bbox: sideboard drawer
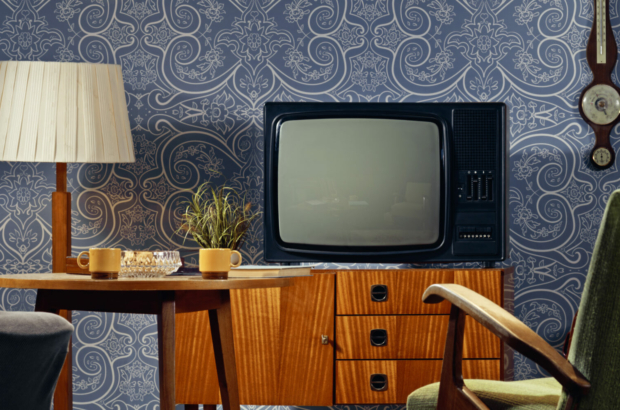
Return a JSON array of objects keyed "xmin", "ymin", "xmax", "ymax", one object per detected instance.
[
  {"xmin": 335, "ymin": 359, "xmax": 501, "ymax": 404},
  {"xmin": 336, "ymin": 360, "xmax": 400, "ymax": 404},
  {"xmin": 336, "ymin": 316, "xmax": 445, "ymax": 359},
  {"xmin": 337, "ymin": 270, "xmax": 453, "ymax": 315},
  {"xmin": 336, "ymin": 316, "xmax": 500, "ymax": 359}
]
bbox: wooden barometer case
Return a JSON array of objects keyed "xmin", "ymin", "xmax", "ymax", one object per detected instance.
[{"xmin": 579, "ymin": 0, "xmax": 620, "ymax": 169}]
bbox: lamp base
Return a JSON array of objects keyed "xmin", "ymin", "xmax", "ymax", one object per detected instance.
[{"xmin": 66, "ymin": 257, "xmax": 91, "ymax": 275}]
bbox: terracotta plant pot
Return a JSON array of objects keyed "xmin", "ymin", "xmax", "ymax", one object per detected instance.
[{"xmin": 199, "ymin": 248, "xmax": 242, "ymax": 279}]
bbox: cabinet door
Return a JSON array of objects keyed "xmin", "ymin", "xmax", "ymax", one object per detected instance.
[
  {"xmin": 277, "ymin": 273, "xmax": 335, "ymax": 404},
  {"xmin": 175, "ymin": 273, "xmax": 335, "ymax": 406}
]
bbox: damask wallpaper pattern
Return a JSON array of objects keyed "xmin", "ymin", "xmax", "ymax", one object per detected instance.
[{"xmin": 0, "ymin": 0, "xmax": 612, "ymax": 408}]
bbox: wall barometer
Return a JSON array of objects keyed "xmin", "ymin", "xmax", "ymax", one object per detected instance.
[{"xmin": 579, "ymin": 0, "xmax": 620, "ymax": 169}]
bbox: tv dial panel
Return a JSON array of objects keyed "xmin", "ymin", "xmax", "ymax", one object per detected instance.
[
  {"xmin": 452, "ymin": 109, "xmax": 501, "ymax": 252},
  {"xmin": 458, "ymin": 170, "xmax": 494, "ymax": 202}
]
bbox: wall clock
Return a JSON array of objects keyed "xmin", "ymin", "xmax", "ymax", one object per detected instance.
[{"xmin": 579, "ymin": 0, "xmax": 620, "ymax": 169}]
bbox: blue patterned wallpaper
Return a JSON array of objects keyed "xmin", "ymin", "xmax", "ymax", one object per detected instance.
[{"xmin": 0, "ymin": 0, "xmax": 612, "ymax": 407}]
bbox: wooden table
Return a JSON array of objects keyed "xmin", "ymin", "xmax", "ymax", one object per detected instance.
[{"xmin": 0, "ymin": 273, "xmax": 292, "ymax": 410}]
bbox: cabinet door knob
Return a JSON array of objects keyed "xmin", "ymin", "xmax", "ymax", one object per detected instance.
[
  {"xmin": 371, "ymin": 284, "xmax": 388, "ymax": 302},
  {"xmin": 321, "ymin": 335, "xmax": 329, "ymax": 345}
]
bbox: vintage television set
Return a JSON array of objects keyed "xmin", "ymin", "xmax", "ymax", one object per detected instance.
[{"xmin": 263, "ymin": 102, "xmax": 508, "ymax": 264}]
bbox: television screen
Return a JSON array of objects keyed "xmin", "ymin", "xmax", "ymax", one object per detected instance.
[{"xmin": 277, "ymin": 118, "xmax": 441, "ymax": 247}]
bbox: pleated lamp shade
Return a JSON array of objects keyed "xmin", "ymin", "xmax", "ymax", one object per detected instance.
[{"xmin": 0, "ymin": 61, "xmax": 135, "ymax": 163}]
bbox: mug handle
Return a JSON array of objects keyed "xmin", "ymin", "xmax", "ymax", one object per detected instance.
[
  {"xmin": 230, "ymin": 250, "xmax": 242, "ymax": 268},
  {"xmin": 77, "ymin": 251, "xmax": 90, "ymax": 269}
]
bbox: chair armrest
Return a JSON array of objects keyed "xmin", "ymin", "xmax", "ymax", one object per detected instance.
[{"xmin": 423, "ymin": 284, "xmax": 590, "ymax": 396}]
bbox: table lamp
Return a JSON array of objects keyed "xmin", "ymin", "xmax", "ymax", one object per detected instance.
[{"xmin": 0, "ymin": 61, "xmax": 135, "ymax": 274}]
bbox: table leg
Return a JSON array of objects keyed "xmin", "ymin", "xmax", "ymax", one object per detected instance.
[
  {"xmin": 209, "ymin": 290, "xmax": 240, "ymax": 410},
  {"xmin": 35, "ymin": 290, "xmax": 73, "ymax": 410},
  {"xmin": 157, "ymin": 291, "xmax": 176, "ymax": 410}
]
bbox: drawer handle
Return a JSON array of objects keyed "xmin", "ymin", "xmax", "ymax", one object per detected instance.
[
  {"xmin": 370, "ymin": 284, "xmax": 388, "ymax": 302},
  {"xmin": 370, "ymin": 329, "xmax": 387, "ymax": 346},
  {"xmin": 370, "ymin": 373, "xmax": 388, "ymax": 391}
]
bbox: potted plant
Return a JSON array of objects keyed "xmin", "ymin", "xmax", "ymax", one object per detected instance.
[{"xmin": 178, "ymin": 181, "xmax": 260, "ymax": 279}]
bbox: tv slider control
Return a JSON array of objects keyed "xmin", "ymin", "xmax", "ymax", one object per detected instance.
[{"xmin": 462, "ymin": 171, "xmax": 493, "ymax": 202}]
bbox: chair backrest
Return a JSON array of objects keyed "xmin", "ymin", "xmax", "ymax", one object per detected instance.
[
  {"xmin": 556, "ymin": 190, "xmax": 620, "ymax": 409},
  {"xmin": 0, "ymin": 311, "xmax": 73, "ymax": 410}
]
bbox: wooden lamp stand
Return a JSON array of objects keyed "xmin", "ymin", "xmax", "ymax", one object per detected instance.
[
  {"xmin": 52, "ymin": 163, "xmax": 72, "ymax": 273},
  {"xmin": 52, "ymin": 163, "xmax": 90, "ymax": 274}
]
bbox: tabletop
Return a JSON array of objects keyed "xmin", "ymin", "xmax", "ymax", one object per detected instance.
[{"xmin": 0, "ymin": 273, "xmax": 292, "ymax": 291}]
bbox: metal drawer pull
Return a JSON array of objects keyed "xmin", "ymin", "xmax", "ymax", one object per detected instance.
[
  {"xmin": 370, "ymin": 284, "xmax": 388, "ymax": 302},
  {"xmin": 321, "ymin": 335, "xmax": 329, "ymax": 345},
  {"xmin": 370, "ymin": 329, "xmax": 388, "ymax": 346},
  {"xmin": 370, "ymin": 373, "xmax": 388, "ymax": 391}
]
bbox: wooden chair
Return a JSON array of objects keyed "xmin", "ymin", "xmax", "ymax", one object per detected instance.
[{"xmin": 407, "ymin": 190, "xmax": 620, "ymax": 410}]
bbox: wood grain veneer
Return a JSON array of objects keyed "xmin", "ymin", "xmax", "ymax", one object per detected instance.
[
  {"xmin": 337, "ymin": 270, "xmax": 454, "ymax": 315},
  {"xmin": 175, "ymin": 269, "xmax": 507, "ymax": 406},
  {"xmin": 454, "ymin": 270, "xmax": 504, "ymax": 360},
  {"xmin": 336, "ymin": 360, "xmax": 399, "ymax": 404},
  {"xmin": 337, "ymin": 269, "xmax": 505, "ymax": 315},
  {"xmin": 454, "ymin": 270, "xmax": 503, "ymax": 305},
  {"xmin": 231, "ymin": 287, "xmax": 280, "ymax": 404},
  {"xmin": 337, "ymin": 316, "xmax": 400, "ymax": 359},
  {"xmin": 0, "ymin": 273, "xmax": 291, "ymax": 291},
  {"xmin": 175, "ymin": 310, "xmax": 221, "ymax": 404},
  {"xmin": 176, "ymin": 273, "xmax": 335, "ymax": 406},
  {"xmin": 335, "ymin": 359, "xmax": 501, "ymax": 404},
  {"xmin": 336, "ymin": 316, "xmax": 499, "ymax": 359},
  {"xmin": 175, "ymin": 288, "xmax": 282, "ymax": 405},
  {"xmin": 462, "ymin": 359, "xmax": 501, "ymax": 380},
  {"xmin": 463, "ymin": 316, "xmax": 500, "ymax": 359},
  {"xmin": 277, "ymin": 273, "xmax": 334, "ymax": 405}
]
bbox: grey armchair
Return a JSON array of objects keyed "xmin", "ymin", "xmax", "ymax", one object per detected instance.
[
  {"xmin": 0, "ymin": 311, "xmax": 73, "ymax": 410},
  {"xmin": 406, "ymin": 190, "xmax": 620, "ymax": 409}
]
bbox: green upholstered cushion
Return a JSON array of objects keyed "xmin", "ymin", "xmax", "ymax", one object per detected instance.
[
  {"xmin": 556, "ymin": 190, "xmax": 620, "ymax": 410},
  {"xmin": 407, "ymin": 377, "xmax": 562, "ymax": 410}
]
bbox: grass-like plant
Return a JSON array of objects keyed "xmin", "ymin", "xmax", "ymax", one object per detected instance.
[{"xmin": 177, "ymin": 181, "xmax": 260, "ymax": 250}]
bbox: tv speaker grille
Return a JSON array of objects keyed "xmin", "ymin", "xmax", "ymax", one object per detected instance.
[{"xmin": 453, "ymin": 110, "xmax": 498, "ymax": 170}]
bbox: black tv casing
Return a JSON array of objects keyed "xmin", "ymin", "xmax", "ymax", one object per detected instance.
[{"xmin": 264, "ymin": 102, "xmax": 508, "ymax": 263}]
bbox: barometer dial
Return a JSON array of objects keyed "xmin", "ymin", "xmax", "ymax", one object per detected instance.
[
  {"xmin": 582, "ymin": 84, "xmax": 620, "ymax": 125},
  {"xmin": 592, "ymin": 147, "xmax": 613, "ymax": 167}
]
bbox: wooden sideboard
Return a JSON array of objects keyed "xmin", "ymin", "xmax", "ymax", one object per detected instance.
[{"xmin": 176, "ymin": 268, "xmax": 509, "ymax": 406}]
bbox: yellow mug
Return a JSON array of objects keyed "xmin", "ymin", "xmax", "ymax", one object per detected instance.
[
  {"xmin": 199, "ymin": 248, "xmax": 242, "ymax": 279},
  {"xmin": 77, "ymin": 248, "xmax": 122, "ymax": 280}
]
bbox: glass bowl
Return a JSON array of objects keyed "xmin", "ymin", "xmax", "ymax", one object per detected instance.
[{"xmin": 120, "ymin": 251, "xmax": 182, "ymax": 278}]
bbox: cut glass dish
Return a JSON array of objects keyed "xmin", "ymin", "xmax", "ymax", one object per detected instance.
[{"xmin": 120, "ymin": 251, "xmax": 182, "ymax": 278}]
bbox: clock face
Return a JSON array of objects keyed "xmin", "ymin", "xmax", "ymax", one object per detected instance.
[
  {"xmin": 592, "ymin": 147, "xmax": 612, "ymax": 167},
  {"xmin": 582, "ymin": 84, "xmax": 620, "ymax": 125}
]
